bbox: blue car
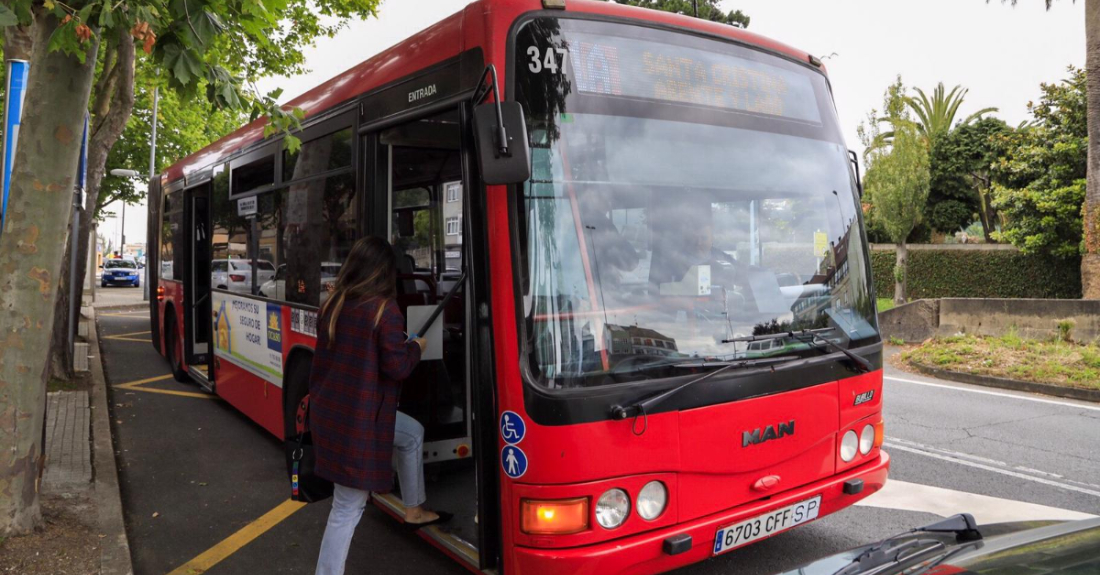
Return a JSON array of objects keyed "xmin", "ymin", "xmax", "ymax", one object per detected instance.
[{"xmin": 102, "ymin": 259, "xmax": 140, "ymax": 287}]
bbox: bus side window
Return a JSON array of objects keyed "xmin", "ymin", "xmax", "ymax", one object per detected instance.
[{"xmin": 279, "ymin": 128, "xmax": 357, "ymax": 307}]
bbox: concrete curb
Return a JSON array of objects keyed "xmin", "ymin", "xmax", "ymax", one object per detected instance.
[
  {"xmin": 88, "ymin": 308, "xmax": 135, "ymax": 575},
  {"xmin": 910, "ymin": 361, "xmax": 1100, "ymax": 404}
]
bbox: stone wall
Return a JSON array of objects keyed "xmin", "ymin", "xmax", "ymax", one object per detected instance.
[{"xmin": 879, "ymin": 298, "xmax": 1100, "ymax": 343}]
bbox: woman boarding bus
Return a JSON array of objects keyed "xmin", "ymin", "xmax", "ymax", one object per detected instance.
[{"xmin": 147, "ymin": 1, "xmax": 888, "ymax": 573}]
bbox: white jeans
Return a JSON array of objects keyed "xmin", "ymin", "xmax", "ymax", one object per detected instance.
[{"xmin": 315, "ymin": 411, "xmax": 426, "ymax": 575}]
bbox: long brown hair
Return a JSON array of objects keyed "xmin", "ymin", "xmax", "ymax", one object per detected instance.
[{"xmin": 320, "ymin": 236, "xmax": 398, "ymax": 344}]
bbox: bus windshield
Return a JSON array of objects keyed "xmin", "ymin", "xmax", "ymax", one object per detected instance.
[{"xmin": 515, "ymin": 17, "xmax": 879, "ymax": 390}]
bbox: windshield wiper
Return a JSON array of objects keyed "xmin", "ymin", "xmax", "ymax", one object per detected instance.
[
  {"xmin": 609, "ymin": 355, "xmax": 797, "ymax": 420},
  {"xmin": 835, "ymin": 539, "xmax": 947, "ymax": 575},
  {"xmin": 723, "ymin": 327, "xmax": 873, "ymax": 374},
  {"xmin": 833, "ymin": 514, "xmax": 982, "ymax": 575}
]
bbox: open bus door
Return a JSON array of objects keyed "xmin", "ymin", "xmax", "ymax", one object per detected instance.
[
  {"xmin": 360, "ymin": 102, "xmax": 501, "ymax": 571},
  {"xmin": 183, "ymin": 181, "xmax": 213, "ymax": 387}
]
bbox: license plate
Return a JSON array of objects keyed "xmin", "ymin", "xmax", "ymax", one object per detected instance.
[{"xmin": 713, "ymin": 495, "xmax": 821, "ymax": 555}]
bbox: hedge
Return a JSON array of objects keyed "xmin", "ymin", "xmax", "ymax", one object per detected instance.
[{"xmin": 871, "ymin": 248, "xmax": 1082, "ymax": 300}]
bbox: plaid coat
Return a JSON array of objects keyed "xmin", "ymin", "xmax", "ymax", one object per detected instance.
[{"xmin": 309, "ymin": 297, "xmax": 421, "ymax": 492}]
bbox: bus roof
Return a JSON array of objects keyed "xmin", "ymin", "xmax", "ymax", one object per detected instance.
[{"xmin": 163, "ymin": 0, "xmax": 817, "ymax": 184}]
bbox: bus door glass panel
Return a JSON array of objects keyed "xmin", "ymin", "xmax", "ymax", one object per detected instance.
[
  {"xmin": 160, "ymin": 190, "xmax": 182, "ymax": 282},
  {"xmin": 381, "ymin": 110, "xmax": 468, "ymax": 445},
  {"xmin": 211, "ymin": 166, "xmax": 252, "ymax": 293},
  {"xmin": 189, "ymin": 185, "xmax": 211, "ymax": 359}
]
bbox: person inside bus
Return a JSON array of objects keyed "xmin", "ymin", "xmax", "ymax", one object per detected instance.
[
  {"xmin": 309, "ymin": 236, "xmax": 450, "ymax": 575},
  {"xmin": 650, "ymin": 205, "xmax": 740, "ymax": 288},
  {"xmin": 579, "ymin": 192, "xmax": 640, "ymax": 289}
]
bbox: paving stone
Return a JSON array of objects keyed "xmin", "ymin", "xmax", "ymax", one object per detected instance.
[{"xmin": 43, "ymin": 390, "xmax": 92, "ymax": 493}]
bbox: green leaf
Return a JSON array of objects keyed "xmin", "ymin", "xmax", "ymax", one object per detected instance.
[
  {"xmin": 187, "ymin": 8, "xmax": 225, "ymax": 48},
  {"xmin": 284, "ymin": 134, "xmax": 301, "ymax": 154},
  {"xmin": 0, "ymin": 4, "xmax": 19, "ymax": 26},
  {"xmin": 98, "ymin": 6, "xmax": 114, "ymax": 28},
  {"xmin": 77, "ymin": 2, "xmax": 94, "ymax": 23},
  {"xmin": 160, "ymin": 43, "xmax": 203, "ymax": 86}
]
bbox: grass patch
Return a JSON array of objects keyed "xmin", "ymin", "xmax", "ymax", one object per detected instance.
[
  {"xmin": 46, "ymin": 373, "xmax": 91, "ymax": 393},
  {"xmin": 901, "ymin": 335, "xmax": 1100, "ymax": 390},
  {"xmin": 47, "ymin": 378, "xmax": 81, "ymax": 392},
  {"xmin": 877, "ymin": 298, "xmax": 897, "ymax": 313}
]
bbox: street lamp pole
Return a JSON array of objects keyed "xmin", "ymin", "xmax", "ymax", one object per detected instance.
[{"xmin": 145, "ymin": 87, "xmax": 158, "ymax": 302}]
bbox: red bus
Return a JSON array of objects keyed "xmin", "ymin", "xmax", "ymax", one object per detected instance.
[{"xmin": 148, "ymin": 1, "xmax": 889, "ymax": 572}]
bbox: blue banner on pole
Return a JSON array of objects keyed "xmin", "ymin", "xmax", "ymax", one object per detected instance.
[
  {"xmin": 1, "ymin": 59, "xmax": 30, "ymax": 229},
  {"xmin": 77, "ymin": 114, "xmax": 89, "ymax": 207}
]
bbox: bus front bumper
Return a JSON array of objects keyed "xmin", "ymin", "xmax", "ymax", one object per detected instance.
[{"xmin": 512, "ymin": 450, "xmax": 890, "ymax": 575}]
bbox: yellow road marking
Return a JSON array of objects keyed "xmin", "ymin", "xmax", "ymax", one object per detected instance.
[
  {"xmin": 114, "ymin": 374, "xmax": 174, "ymax": 387},
  {"xmin": 119, "ymin": 386, "xmax": 215, "ymax": 400},
  {"xmin": 106, "ymin": 336, "xmax": 153, "ymax": 343},
  {"xmin": 106, "ymin": 330, "xmax": 152, "ymax": 338},
  {"xmin": 115, "ymin": 374, "xmax": 218, "ymax": 400},
  {"xmin": 166, "ymin": 499, "xmax": 306, "ymax": 575}
]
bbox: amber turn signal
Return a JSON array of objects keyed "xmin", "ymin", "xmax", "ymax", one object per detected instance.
[
  {"xmin": 156, "ymin": 286, "xmax": 165, "ymax": 301},
  {"xmin": 520, "ymin": 497, "xmax": 589, "ymax": 535},
  {"xmin": 873, "ymin": 420, "xmax": 885, "ymax": 449}
]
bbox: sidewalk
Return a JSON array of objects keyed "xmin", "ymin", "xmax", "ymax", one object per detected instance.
[
  {"xmin": 37, "ymin": 307, "xmax": 134, "ymax": 575},
  {"xmin": 42, "ymin": 391, "xmax": 92, "ymax": 494}
]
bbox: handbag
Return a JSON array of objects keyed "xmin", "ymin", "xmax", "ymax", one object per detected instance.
[{"xmin": 285, "ymin": 394, "xmax": 334, "ymax": 503}]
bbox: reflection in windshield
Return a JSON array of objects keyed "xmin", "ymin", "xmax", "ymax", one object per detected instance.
[{"xmin": 516, "ymin": 18, "xmax": 879, "ymax": 389}]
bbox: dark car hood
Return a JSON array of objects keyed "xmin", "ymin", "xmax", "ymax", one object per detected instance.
[{"xmin": 776, "ymin": 518, "xmax": 1100, "ymax": 575}]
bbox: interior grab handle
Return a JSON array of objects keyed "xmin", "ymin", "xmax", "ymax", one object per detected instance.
[{"xmin": 413, "ymin": 273, "xmax": 467, "ymax": 337}]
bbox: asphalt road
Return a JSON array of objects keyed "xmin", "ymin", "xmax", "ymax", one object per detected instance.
[{"xmin": 98, "ymin": 310, "xmax": 1100, "ymax": 575}]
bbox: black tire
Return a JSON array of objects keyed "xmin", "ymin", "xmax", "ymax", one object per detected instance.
[
  {"xmin": 164, "ymin": 313, "xmax": 191, "ymax": 383},
  {"xmin": 283, "ymin": 353, "xmax": 313, "ymax": 439}
]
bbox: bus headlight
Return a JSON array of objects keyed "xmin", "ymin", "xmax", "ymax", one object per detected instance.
[
  {"xmin": 859, "ymin": 424, "xmax": 875, "ymax": 455},
  {"xmin": 595, "ymin": 488, "xmax": 630, "ymax": 529},
  {"xmin": 840, "ymin": 430, "xmax": 859, "ymax": 462},
  {"xmin": 636, "ymin": 481, "xmax": 667, "ymax": 521}
]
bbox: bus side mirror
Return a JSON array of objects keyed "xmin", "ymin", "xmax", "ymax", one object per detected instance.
[
  {"xmin": 848, "ymin": 150, "xmax": 863, "ymax": 198},
  {"xmin": 473, "ymin": 101, "xmax": 531, "ymax": 185}
]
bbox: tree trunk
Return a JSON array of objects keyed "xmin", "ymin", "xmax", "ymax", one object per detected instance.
[
  {"xmin": 1083, "ymin": 0, "xmax": 1100, "ymax": 298},
  {"xmin": 46, "ymin": 30, "xmax": 136, "ymax": 381},
  {"xmin": 0, "ymin": 15, "xmax": 98, "ymax": 536},
  {"xmin": 3, "ymin": 20, "xmax": 34, "ymax": 61},
  {"xmin": 894, "ymin": 242, "xmax": 907, "ymax": 305}
]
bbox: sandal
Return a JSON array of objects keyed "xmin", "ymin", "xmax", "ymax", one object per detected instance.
[{"xmin": 405, "ymin": 510, "xmax": 453, "ymax": 529}]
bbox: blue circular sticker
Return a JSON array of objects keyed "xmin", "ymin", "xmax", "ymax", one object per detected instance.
[
  {"xmin": 501, "ymin": 444, "xmax": 528, "ymax": 479},
  {"xmin": 500, "ymin": 410, "xmax": 526, "ymax": 445}
]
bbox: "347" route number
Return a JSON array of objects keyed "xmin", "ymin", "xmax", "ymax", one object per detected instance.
[{"xmin": 527, "ymin": 46, "xmax": 569, "ymax": 74}]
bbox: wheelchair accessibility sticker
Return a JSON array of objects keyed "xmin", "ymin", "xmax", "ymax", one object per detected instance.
[
  {"xmin": 502, "ymin": 445, "xmax": 528, "ymax": 479},
  {"xmin": 500, "ymin": 410, "xmax": 526, "ymax": 445}
]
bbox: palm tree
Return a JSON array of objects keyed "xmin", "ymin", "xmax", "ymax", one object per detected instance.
[
  {"xmin": 867, "ymin": 82, "xmax": 996, "ymax": 153},
  {"xmin": 905, "ymin": 83, "xmax": 998, "ymax": 144},
  {"xmin": 996, "ymin": 0, "xmax": 1097, "ymax": 298}
]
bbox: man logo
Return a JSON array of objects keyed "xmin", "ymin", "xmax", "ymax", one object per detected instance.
[{"xmin": 743, "ymin": 420, "xmax": 795, "ymax": 447}]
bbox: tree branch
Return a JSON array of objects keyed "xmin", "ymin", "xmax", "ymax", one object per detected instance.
[{"xmin": 91, "ymin": 38, "xmax": 120, "ymax": 132}]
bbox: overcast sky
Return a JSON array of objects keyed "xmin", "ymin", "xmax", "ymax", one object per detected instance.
[{"xmin": 112, "ymin": 0, "xmax": 1085, "ymax": 246}]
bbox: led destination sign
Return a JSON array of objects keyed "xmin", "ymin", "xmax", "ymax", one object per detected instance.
[{"xmin": 564, "ymin": 32, "xmax": 822, "ymax": 124}]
